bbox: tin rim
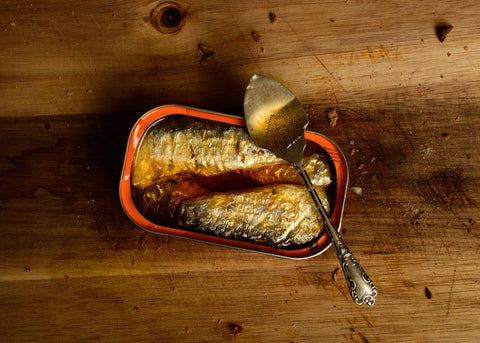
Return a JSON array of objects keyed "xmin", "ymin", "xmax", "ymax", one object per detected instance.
[{"xmin": 119, "ymin": 105, "xmax": 349, "ymax": 259}]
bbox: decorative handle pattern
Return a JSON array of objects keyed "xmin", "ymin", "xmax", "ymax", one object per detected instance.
[
  {"xmin": 332, "ymin": 234, "xmax": 377, "ymax": 305},
  {"xmin": 294, "ymin": 163, "xmax": 377, "ymax": 305}
]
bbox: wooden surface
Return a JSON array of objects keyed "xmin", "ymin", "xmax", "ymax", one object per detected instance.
[{"xmin": 1, "ymin": 0, "xmax": 480, "ymax": 342}]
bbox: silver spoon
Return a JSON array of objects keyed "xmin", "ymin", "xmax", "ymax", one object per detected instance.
[{"xmin": 244, "ymin": 74, "xmax": 377, "ymax": 305}]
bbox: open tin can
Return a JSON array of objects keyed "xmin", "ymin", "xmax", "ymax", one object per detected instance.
[{"xmin": 119, "ymin": 105, "xmax": 348, "ymax": 259}]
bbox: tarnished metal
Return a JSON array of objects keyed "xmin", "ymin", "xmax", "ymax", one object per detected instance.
[{"xmin": 244, "ymin": 74, "xmax": 377, "ymax": 305}]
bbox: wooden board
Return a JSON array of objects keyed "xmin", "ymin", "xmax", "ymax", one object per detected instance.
[
  {"xmin": 0, "ymin": 0, "xmax": 479, "ymax": 117},
  {"xmin": 1, "ymin": 0, "xmax": 480, "ymax": 342}
]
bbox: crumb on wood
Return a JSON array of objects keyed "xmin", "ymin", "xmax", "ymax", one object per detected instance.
[
  {"xmin": 435, "ymin": 24, "xmax": 453, "ymax": 43},
  {"xmin": 228, "ymin": 323, "xmax": 243, "ymax": 336},
  {"xmin": 441, "ymin": 133, "xmax": 450, "ymax": 140},
  {"xmin": 358, "ymin": 163, "xmax": 365, "ymax": 170},
  {"xmin": 350, "ymin": 186, "xmax": 362, "ymax": 195},
  {"xmin": 185, "ymin": 326, "xmax": 190, "ymax": 333},
  {"xmin": 332, "ymin": 267, "xmax": 339, "ymax": 281},
  {"xmin": 269, "ymin": 12, "xmax": 277, "ymax": 24},
  {"xmin": 24, "ymin": 265, "xmax": 31, "ymax": 272},
  {"xmin": 198, "ymin": 43, "xmax": 216, "ymax": 65},
  {"xmin": 251, "ymin": 31, "xmax": 261, "ymax": 42},
  {"xmin": 198, "ymin": 43, "xmax": 216, "ymax": 58},
  {"xmin": 9, "ymin": 20, "xmax": 16, "ymax": 27},
  {"xmin": 425, "ymin": 286, "xmax": 432, "ymax": 299},
  {"xmin": 326, "ymin": 108, "xmax": 338, "ymax": 127}
]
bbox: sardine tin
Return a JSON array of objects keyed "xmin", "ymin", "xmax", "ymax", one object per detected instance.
[{"xmin": 119, "ymin": 105, "xmax": 349, "ymax": 259}]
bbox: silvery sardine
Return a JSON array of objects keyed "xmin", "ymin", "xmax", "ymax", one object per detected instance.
[
  {"xmin": 132, "ymin": 119, "xmax": 331, "ymax": 189},
  {"xmin": 179, "ymin": 184, "xmax": 330, "ymax": 248}
]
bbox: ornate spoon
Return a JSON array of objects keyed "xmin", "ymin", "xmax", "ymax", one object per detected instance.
[{"xmin": 244, "ymin": 74, "xmax": 377, "ymax": 305}]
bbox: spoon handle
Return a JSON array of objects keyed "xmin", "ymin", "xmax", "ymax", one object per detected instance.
[{"xmin": 294, "ymin": 163, "xmax": 377, "ymax": 305}]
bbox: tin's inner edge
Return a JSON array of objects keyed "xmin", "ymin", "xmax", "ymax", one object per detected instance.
[{"xmin": 127, "ymin": 113, "xmax": 340, "ymax": 252}]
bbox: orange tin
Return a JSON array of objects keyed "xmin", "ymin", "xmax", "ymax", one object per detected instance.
[{"xmin": 119, "ymin": 105, "xmax": 348, "ymax": 259}]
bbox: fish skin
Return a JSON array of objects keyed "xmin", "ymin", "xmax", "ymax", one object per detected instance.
[
  {"xmin": 132, "ymin": 119, "xmax": 331, "ymax": 189},
  {"xmin": 179, "ymin": 184, "xmax": 330, "ymax": 248}
]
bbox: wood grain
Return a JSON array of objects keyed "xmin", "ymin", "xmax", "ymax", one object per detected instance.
[
  {"xmin": 1, "ymin": 99, "xmax": 480, "ymax": 342},
  {"xmin": 0, "ymin": 0, "xmax": 479, "ymax": 117},
  {"xmin": 1, "ymin": 0, "xmax": 480, "ymax": 342}
]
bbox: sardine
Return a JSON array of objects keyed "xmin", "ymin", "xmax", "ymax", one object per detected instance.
[
  {"xmin": 179, "ymin": 184, "xmax": 330, "ymax": 248},
  {"xmin": 132, "ymin": 179, "xmax": 211, "ymax": 226},
  {"xmin": 132, "ymin": 119, "xmax": 331, "ymax": 189}
]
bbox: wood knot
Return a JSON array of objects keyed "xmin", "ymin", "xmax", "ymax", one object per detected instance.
[{"xmin": 150, "ymin": 1, "xmax": 186, "ymax": 34}]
